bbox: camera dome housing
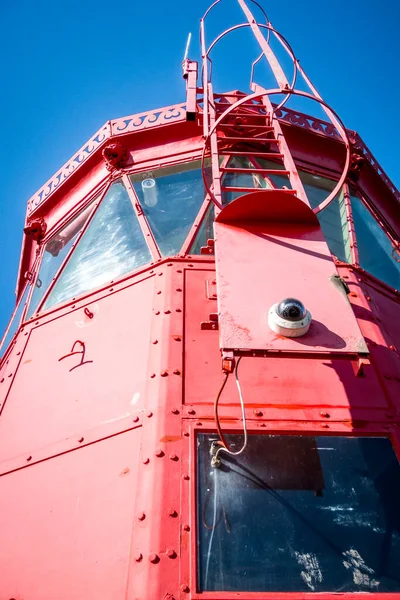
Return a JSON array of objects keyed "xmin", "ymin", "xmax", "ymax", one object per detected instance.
[{"xmin": 268, "ymin": 298, "xmax": 312, "ymax": 338}]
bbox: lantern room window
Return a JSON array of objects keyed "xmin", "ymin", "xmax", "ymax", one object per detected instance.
[
  {"xmin": 350, "ymin": 191, "xmax": 400, "ymax": 290},
  {"xmin": 298, "ymin": 170, "xmax": 351, "ymax": 263},
  {"xmin": 41, "ymin": 181, "xmax": 151, "ymax": 311},
  {"xmin": 131, "ymin": 161, "xmax": 210, "ymax": 256},
  {"xmin": 197, "ymin": 433, "xmax": 400, "ymax": 593}
]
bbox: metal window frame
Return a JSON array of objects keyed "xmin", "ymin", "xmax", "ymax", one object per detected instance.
[{"xmin": 181, "ymin": 419, "xmax": 400, "ymax": 600}]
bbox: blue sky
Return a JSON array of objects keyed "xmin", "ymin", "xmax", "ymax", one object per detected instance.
[{"xmin": 0, "ymin": 0, "xmax": 399, "ymax": 336}]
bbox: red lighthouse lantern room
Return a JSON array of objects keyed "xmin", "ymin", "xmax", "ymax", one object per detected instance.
[{"xmin": 1, "ymin": 1, "xmax": 400, "ymax": 598}]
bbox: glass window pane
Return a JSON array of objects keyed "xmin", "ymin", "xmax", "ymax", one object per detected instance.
[
  {"xmin": 26, "ymin": 199, "xmax": 97, "ymax": 319},
  {"xmin": 299, "ymin": 171, "xmax": 351, "ymax": 263},
  {"xmin": 222, "ymin": 156, "xmax": 272, "ymax": 205},
  {"xmin": 198, "ymin": 434, "xmax": 400, "ymax": 593},
  {"xmin": 0, "ymin": 284, "xmax": 31, "ymax": 357},
  {"xmin": 43, "ymin": 181, "xmax": 151, "ymax": 310},
  {"xmin": 131, "ymin": 161, "xmax": 209, "ymax": 256},
  {"xmin": 190, "ymin": 203, "xmax": 215, "ymax": 254},
  {"xmin": 351, "ymin": 192, "xmax": 400, "ymax": 290}
]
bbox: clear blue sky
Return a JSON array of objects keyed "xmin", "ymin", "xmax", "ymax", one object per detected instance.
[{"xmin": 0, "ymin": 0, "xmax": 399, "ymax": 336}]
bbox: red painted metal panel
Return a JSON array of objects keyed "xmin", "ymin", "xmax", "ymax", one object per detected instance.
[
  {"xmin": 0, "ymin": 274, "xmax": 155, "ymax": 464},
  {"xmin": 0, "ymin": 429, "xmax": 139, "ymax": 600},
  {"xmin": 215, "ymin": 217, "xmax": 367, "ymax": 355},
  {"xmin": 184, "ymin": 268, "xmax": 387, "ymax": 413}
]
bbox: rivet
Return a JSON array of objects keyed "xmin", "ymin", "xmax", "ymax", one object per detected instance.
[
  {"xmin": 138, "ymin": 512, "xmax": 146, "ymax": 521},
  {"xmin": 188, "ymin": 264, "xmax": 193, "ymax": 267},
  {"xmin": 320, "ymin": 411, "xmax": 330, "ymax": 418},
  {"xmin": 166, "ymin": 548, "xmax": 177, "ymax": 559},
  {"xmin": 196, "ymin": 421, "xmax": 202, "ymax": 426},
  {"xmin": 254, "ymin": 409, "xmax": 263, "ymax": 417},
  {"xmin": 135, "ymin": 553, "xmax": 143, "ymax": 562},
  {"xmin": 78, "ymin": 437, "xmax": 84, "ymax": 443},
  {"xmin": 158, "ymin": 272, "xmax": 163, "ymax": 276},
  {"xmin": 171, "ymin": 408, "xmax": 180, "ymax": 414},
  {"xmin": 161, "ymin": 371, "xmax": 169, "ymax": 377},
  {"xmin": 16, "ymin": 352, "xmax": 21, "ymax": 356},
  {"xmin": 366, "ymin": 296, "xmax": 371, "ymax": 301},
  {"xmin": 157, "ymin": 291, "xmax": 162, "ymax": 295},
  {"xmin": 259, "ymin": 423, "xmax": 266, "ymax": 427},
  {"xmin": 183, "ymin": 474, "xmax": 190, "ymax": 480},
  {"xmin": 150, "ymin": 270, "xmax": 154, "ymax": 274},
  {"xmin": 152, "ymin": 340, "xmax": 158, "ymax": 344},
  {"xmin": 156, "ymin": 449, "xmax": 165, "ymax": 457},
  {"xmin": 150, "ymin": 373, "xmax": 156, "ymax": 378},
  {"xmin": 167, "ymin": 263, "xmax": 173, "ymax": 266},
  {"xmin": 390, "ymin": 345, "xmax": 396, "ymax": 351},
  {"xmin": 155, "ymin": 311, "xmax": 160, "ymax": 315},
  {"xmin": 169, "ymin": 453, "xmax": 178, "ymax": 461},
  {"xmin": 167, "ymin": 508, "xmax": 178, "ymax": 517},
  {"xmin": 8, "ymin": 373, "xmax": 13, "ymax": 378},
  {"xmin": 181, "ymin": 585, "xmax": 190, "ymax": 593},
  {"xmin": 164, "ymin": 310, "xmax": 171, "ymax": 314},
  {"xmin": 143, "ymin": 458, "xmax": 150, "ymax": 464},
  {"xmin": 177, "ymin": 269, "xmax": 182, "ymax": 273},
  {"xmin": 183, "ymin": 524, "xmax": 190, "ymax": 531},
  {"xmin": 35, "ymin": 321, "xmax": 39, "ymax": 325},
  {"xmin": 188, "ymin": 408, "xmax": 195, "ymax": 415},
  {"xmin": 322, "ymin": 424, "xmax": 330, "ymax": 428},
  {"xmin": 133, "ymin": 416, "xmax": 139, "ymax": 423},
  {"xmin": 149, "ymin": 553, "xmax": 160, "ymax": 564},
  {"xmin": 176, "ymin": 308, "xmax": 182, "ymax": 312},
  {"xmin": 0, "ymin": 378, "xmax": 3, "ymax": 383},
  {"xmin": 350, "ymin": 292, "xmax": 357, "ymax": 297},
  {"xmin": 147, "ymin": 411, "xmax": 153, "ymax": 418},
  {"xmin": 184, "ymin": 432, "xmax": 190, "ymax": 437},
  {"xmin": 173, "ymin": 336, "xmax": 182, "ymax": 342},
  {"xmin": 176, "ymin": 288, "xmax": 182, "ymax": 292},
  {"xmin": 173, "ymin": 369, "xmax": 181, "ymax": 375},
  {"xmin": 26, "ymin": 455, "xmax": 32, "ymax": 462}
]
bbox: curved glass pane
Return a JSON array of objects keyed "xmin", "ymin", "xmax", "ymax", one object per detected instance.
[
  {"xmin": 26, "ymin": 199, "xmax": 97, "ymax": 319},
  {"xmin": 222, "ymin": 156, "xmax": 271, "ymax": 205},
  {"xmin": 351, "ymin": 193, "xmax": 400, "ymax": 289},
  {"xmin": 198, "ymin": 433, "xmax": 400, "ymax": 593},
  {"xmin": 131, "ymin": 161, "xmax": 209, "ymax": 256},
  {"xmin": 43, "ymin": 181, "xmax": 151, "ymax": 310},
  {"xmin": 0, "ymin": 284, "xmax": 31, "ymax": 358},
  {"xmin": 299, "ymin": 171, "xmax": 351, "ymax": 263}
]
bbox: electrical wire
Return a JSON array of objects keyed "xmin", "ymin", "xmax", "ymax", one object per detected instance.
[
  {"xmin": 204, "ymin": 466, "xmax": 218, "ymax": 589},
  {"xmin": 214, "ymin": 357, "xmax": 248, "ymax": 462}
]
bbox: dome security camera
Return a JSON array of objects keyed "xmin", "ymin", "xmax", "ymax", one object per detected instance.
[{"xmin": 268, "ymin": 298, "xmax": 312, "ymax": 338}]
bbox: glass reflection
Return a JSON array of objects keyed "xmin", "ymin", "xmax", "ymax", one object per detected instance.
[
  {"xmin": 26, "ymin": 199, "xmax": 97, "ymax": 319},
  {"xmin": 197, "ymin": 434, "xmax": 400, "ymax": 593},
  {"xmin": 351, "ymin": 192, "xmax": 400, "ymax": 290},
  {"xmin": 299, "ymin": 171, "xmax": 351, "ymax": 263},
  {"xmin": 190, "ymin": 204, "xmax": 215, "ymax": 255},
  {"xmin": 43, "ymin": 181, "xmax": 151, "ymax": 310},
  {"xmin": 131, "ymin": 161, "xmax": 210, "ymax": 256}
]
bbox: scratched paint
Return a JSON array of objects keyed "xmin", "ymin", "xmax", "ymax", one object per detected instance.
[
  {"xmin": 342, "ymin": 548, "xmax": 380, "ymax": 589},
  {"xmin": 294, "ymin": 551, "xmax": 323, "ymax": 591}
]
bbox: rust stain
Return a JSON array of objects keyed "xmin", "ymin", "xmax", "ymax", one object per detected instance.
[
  {"xmin": 159, "ymin": 435, "xmax": 181, "ymax": 443},
  {"xmin": 119, "ymin": 468, "xmax": 130, "ymax": 476}
]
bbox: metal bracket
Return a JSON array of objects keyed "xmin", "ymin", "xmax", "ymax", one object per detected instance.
[{"xmin": 200, "ymin": 313, "xmax": 219, "ymax": 330}]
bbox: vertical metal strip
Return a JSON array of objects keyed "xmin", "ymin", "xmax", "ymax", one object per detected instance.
[
  {"xmin": 343, "ymin": 183, "xmax": 360, "ymax": 266},
  {"xmin": 122, "ymin": 175, "xmax": 161, "ymax": 261}
]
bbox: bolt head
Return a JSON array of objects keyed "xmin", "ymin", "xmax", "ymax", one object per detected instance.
[
  {"xmin": 143, "ymin": 458, "xmax": 150, "ymax": 465},
  {"xmin": 181, "ymin": 585, "xmax": 190, "ymax": 593},
  {"xmin": 167, "ymin": 508, "xmax": 178, "ymax": 517},
  {"xmin": 254, "ymin": 409, "xmax": 263, "ymax": 417},
  {"xmin": 171, "ymin": 408, "xmax": 180, "ymax": 414},
  {"xmin": 149, "ymin": 553, "xmax": 159, "ymax": 564},
  {"xmin": 138, "ymin": 512, "xmax": 146, "ymax": 521},
  {"xmin": 156, "ymin": 449, "xmax": 165, "ymax": 457},
  {"xmin": 166, "ymin": 548, "xmax": 177, "ymax": 559},
  {"xmin": 188, "ymin": 408, "xmax": 195, "ymax": 415},
  {"xmin": 183, "ymin": 474, "xmax": 190, "ymax": 480},
  {"xmin": 169, "ymin": 453, "xmax": 178, "ymax": 461},
  {"xmin": 135, "ymin": 553, "xmax": 143, "ymax": 562},
  {"xmin": 147, "ymin": 411, "xmax": 153, "ymax": 418},
  {"xmin": 183, "ymin": 524, "xmax": 190, "ymax": 531},
  {"xmin": 133, "ymin": 416, "xmax": 139, "ymax": 423}
]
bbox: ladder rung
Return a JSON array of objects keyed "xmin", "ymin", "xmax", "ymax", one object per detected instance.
[
  {"xmin": 218, "ymin": 134, "xmax": 274, "ymax": 141},
  {"xmin": 221, "ymin": 167, "xmax": 290, "ymax": 175},
  {"xmin": 221, "ymin": 186, "xmax": 296, "ymax": 193},
  {"xmin": 219, "ymin": 151, "xmax": 284, "ymax": 159},
  {"xmin": 217, "ymin": 124, "xmax": 277, "ymax": 129}
]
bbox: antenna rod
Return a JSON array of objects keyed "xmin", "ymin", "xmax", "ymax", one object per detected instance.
[{"xmin": 183, "ymin": 32, "xmax": 192, "ymax": 60}]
